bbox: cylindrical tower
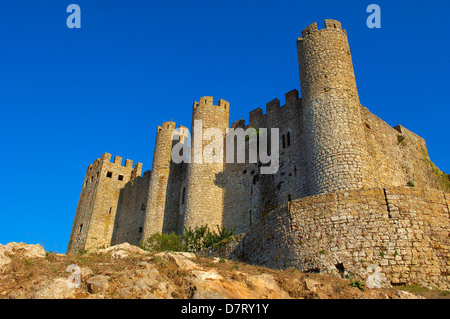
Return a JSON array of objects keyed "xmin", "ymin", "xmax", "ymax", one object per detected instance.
[
  {"xmin": 297, "ymin": 19, "xmax": 371, "ymax": 195},
  {"xmin": 142, "ymin": 121, "xmax": 177, "ymax": 239},
  {"xmin": 183, "ymin": 96, "xmax": 230, "ymax": 232}
]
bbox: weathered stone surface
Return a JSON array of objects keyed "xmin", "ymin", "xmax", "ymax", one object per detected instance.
[
  {"xmin": 396, "ymin": 290, "xmax": 425, "ymax": 299},
  {"xmin": 245, "ymin": 274, "xmax": 291, "ymax": 299},
  {"xmin": 87, "ymin": 275, "xmax": 110, "ymax": 294},
  {"xmin": 96, "ymin": 243, "xmax": 148, "ymax": 256},
  {"xmin": 191, "ymin": 269, "xmax": 223, "ymax": 282},
  {"xmin": 30, "ymin": 278, "xmax": 75, "ymax": 299},
  {"xmin": 0, "ymin": 243, "xmax": 46, "ymax": 270},
  {"xmin": 155, "ymin": 252, "xmax": 201, "ymax": 271},
  {"xmin": 237, "ymin": 187, "xmax": 450, "ymax": 290},
  {"xmin": 192, "ymin": 289, "xmax": 225, "ymax": 299}
]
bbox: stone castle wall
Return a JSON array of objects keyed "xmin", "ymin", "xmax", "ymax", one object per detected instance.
[
  {"xmin": 111, "ymin": 171, "xmax": 151, "ymax": 246},
  {"xmin": 235, "ymin": 187, "xmax": 450, "ymax": 289}
]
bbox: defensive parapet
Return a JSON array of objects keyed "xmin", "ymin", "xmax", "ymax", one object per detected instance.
[
  {"xmin": 67, "ymin": 153, "xmax": 143, "ymax": 254},
  {"xmin": 183, "ymin": 96, "xmax": 230, "ymax": 231},
  {"xmin": 248, "ymin": 89, "xmax": 301, "ymax": 128},
  {"xmin": 297, "ymin": 19, "xmax": 371, "ymax": 195}
]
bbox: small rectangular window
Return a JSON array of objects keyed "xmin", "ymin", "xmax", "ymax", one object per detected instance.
[
  {"xmin": 106, "ymin": 171, "xmax": 113, "ymax": 178},
  {"xmin": 78, "ymin": 224, "xmax": 83, "ymax": 234},
  {"xmin": 181, "ymin": 187, "xmax": 186, "ymax": 205},
  {"xmin": 118, "ymin": 175, "xmax": 124, "ymax": 181}
]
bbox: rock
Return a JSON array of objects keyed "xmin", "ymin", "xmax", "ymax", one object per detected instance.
[
  {"xmin": 304, "ymin": 278, "xmax": 322, "ymax": 293},
  {"xmin": 191, "ymin": 269, "xmax": 223, "ymax": 282},
  {"xmin": 80, "ymin": 267, "xmax": 93, "ymax": 279},
  {"xmin": 396, "ymin": 290, "xmax": 425, "ymax": 299},
  {"xmin": 155, "ymin": 252, "xmax": 201, "ymax": 271},
  {"xmin": 134, "ymin": 267, "xmax": 159, "ymax": 279},
  {"xmin": 116, "ymin": 287, "xmax": 133, "ymax": 298},
  {"xmin": 133, "ymin": 277, "xmax": 158, "ymax": 291},
  {"xmin": 96, "ymin": 243, "xmax": 148, "ymax": 256},
  {"xmin": 192, "ymin": 289, "xmax": 225, "ymax": 299},
  {"xmin": 174, "ymin": 252, "xmax": 196, "ymax": 259},
  {"xmin": 137, "ymin": 261, "xmax": 151, "ymax": 268},
  {"xmin": 30, "ymin": 278, "xmax": 75, "ymax": 299},
  {"xmin": 247, "ymin": 274, "xmax": 279, "ymax": 291},
  {"xmin": 87, "ymin": 275, "xmax": 110, "ymax": 294},
  {"xmin": 112, "ymin": 250, "xmax": 129, "ymax": 259},
  {"xmin": 155, "ymin": 281, "xmax": 175, "ymax": 297},
  {"xmin": 245, "ymin": 274, "xmax": 291, "ymax": 299},
  {"xmin": 0, "ymin": 242, "xmax": 46, "ymax": 270}
]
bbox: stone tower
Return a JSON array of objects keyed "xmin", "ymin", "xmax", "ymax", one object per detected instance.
[
  {"xmin": 67, "ymin": 153, "xmax": 142, "ymax": 254},
  {"xmin": 142, "ymin": 122, "xmax": 184, "ymax": 239},
  {"xmin": 297, "ymin": 19, "xmax": 371, "ymax": 196},
  {"xmin": 183, "ymin": 97, "xmax": 230, "ymax": 231}
]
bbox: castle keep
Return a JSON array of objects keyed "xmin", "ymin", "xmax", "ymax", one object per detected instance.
[{"xmin": 68, "ymin": 20, "xmax": 450, "ymax": 289}]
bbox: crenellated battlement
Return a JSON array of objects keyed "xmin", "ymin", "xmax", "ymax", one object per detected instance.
[
  {"xmin": 231, "ymin": 119, "xmax": 246, "ymax": 129},
  {"xmin": 299, "ymin": 19, "xmax": 344, "ymax": 39},
  {"xmin": 171, "ymin": 125, "xmax": 189, "ymax": 143},
  {"xmin": 248, "ymin": 89, "xmax": 301, "ymax": 125},
  {"xmin": 193, "ymin": 96, "xmax": 230, "ymax": 112},
  {"xmin": 266, "ymin": 98, "xmax": 281, "ymax": 114},
  {"xmin": 83, "ymin": 153, "xmax": 144, "ymax": 179},
  {"xmin": 324, "ymin": 19, "xmax": 342, "ymax": 30},
  {"xmin": 157, "ymin": 121, "xmax": 177, "ymax": 133},
  {"xmin": 301, "ymin": 22, "xmax": 318, "ymax": 37}
]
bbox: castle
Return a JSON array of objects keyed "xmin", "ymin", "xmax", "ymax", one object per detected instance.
[{"xmin": 68, "ymin": 20, "xmax": 450, "ymax": 289}]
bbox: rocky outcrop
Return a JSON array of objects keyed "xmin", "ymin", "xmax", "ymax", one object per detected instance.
[
  {"xmin": 0, "ymin": 242, "xmax": 46, "ymax": 270},
  {"xmin": 0, "ymin": 243, "xmax": 440, "ymax": 299}
]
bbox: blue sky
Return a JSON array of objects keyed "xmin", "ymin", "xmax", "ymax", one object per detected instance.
[{"xmin": 0, "ymin": 0, "xmax": 448, "ymax": 253}]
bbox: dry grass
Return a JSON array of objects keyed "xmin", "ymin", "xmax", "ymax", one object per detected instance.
[{"xmin": 1, "ymin": 250, "xmax": 449, "ymax": 299}]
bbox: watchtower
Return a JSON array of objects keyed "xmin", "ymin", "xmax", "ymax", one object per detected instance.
[
  {"xmin": 297, "ymin": 19, "xmax": 371, "ymax": 195},
  {"xmin": 183, "ymin": 97, "xmax": 230, "ymax": 231},
  {"xmin": 142, "ymin": 122, "xmax": 185, "ymax": 238},
  {"xmin": 67, "ymin": 153, "xmax": 142, "ymax": 253}
]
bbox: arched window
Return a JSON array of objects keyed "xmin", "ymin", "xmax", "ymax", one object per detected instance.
[{"xmin": 286, "ymin": 131, "xmax": 291, "ymax": 147}]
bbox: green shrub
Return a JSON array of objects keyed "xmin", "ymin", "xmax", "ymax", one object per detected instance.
[
  {"xmin": 183, "ymin": 225, "xmax": 235, "ymax": 253},
  {"xmin": 141, "ymin": 232, "xmax": 185, "ymax": 252},
  {"xmin": 350, "ymin": 280, "xmax": 365, "ymax": 291},
  {"xmin": 141, "ymin": 225, "xmax": 236, "ymax": 253}
]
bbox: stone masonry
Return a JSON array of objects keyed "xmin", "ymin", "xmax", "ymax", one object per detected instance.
[{"xmin": 67, "ymin": 19, "xmax": 449, "ymax": 289}]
